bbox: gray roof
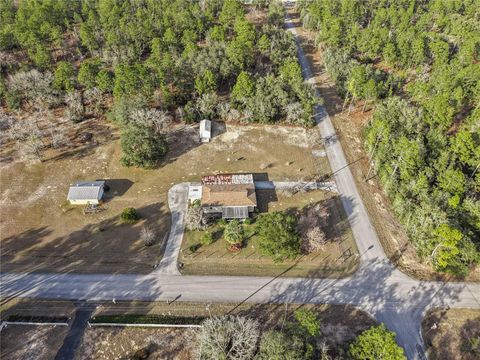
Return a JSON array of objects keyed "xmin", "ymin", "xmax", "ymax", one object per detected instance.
[
  {"xmin": 67, "ymin": 181, "xmax": 105, "ymax": 201},
  {"xmin": 222, "ymin": 206, "xmax": 249, "ymax": 219}
]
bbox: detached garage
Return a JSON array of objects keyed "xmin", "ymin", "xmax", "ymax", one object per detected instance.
[{"xmin": 67, "ymin": 181, "xmax": 105, "ymax": 205}]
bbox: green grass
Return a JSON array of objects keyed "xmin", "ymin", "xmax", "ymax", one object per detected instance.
[{"xmin": 179, "ymin": 191, "xmax": 359, "ymax": 278}]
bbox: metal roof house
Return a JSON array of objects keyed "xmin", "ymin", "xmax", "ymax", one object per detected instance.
[
  {"xmin": 199, "ymin": 119, "xmax": 212, "ymax": 143},
  {"xmin": 200, "ymin": 173, "xmax": 257, "ymax": 219},
  {"xmin": 67, "ymin": 181, "xmax": 105, "ymax": 205}
]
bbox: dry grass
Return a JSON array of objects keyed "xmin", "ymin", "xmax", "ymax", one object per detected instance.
[
  {"xmin": 1, "ymin": 122, "xmax": 329, "ymax": 274},
  {"xmin": 83, "ymin": 301, "xmax": 376, "ymax": 359},
  {"xmin": 0, "ymin": 324, "xmax": 68, "ymax": 360},
  {"xmin": 422, "ymin": 308, "xmax": 480, "ymax": 360},
  {"xmin": 180, "ymin": 190, "xmax": 358, "ymax": 278},
  {"xmin": 287, "ymin": 7, "xmax": 480, "ymax": 281}
]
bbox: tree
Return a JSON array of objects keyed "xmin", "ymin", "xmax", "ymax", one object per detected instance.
[
  {"xmin": 120, "ymin": 123, "xmax": 168, "ymax": 168},
  {"xmin": 196, "ymin": 316, "xmax": 259, "ymax": 360},
  {"xmin": 224, "ymin": 220, "xmax": 244, "ymax": 245},
  {"xmin": 195, "ymin": 70, "xmax": 217, "ymax": 95},
  {"xmin": 431, "ymin": 224, "xmax": 463, "ymax": 272},
  {"xmin": 231, "ymin": 71, "xmax": 255, "ymax": 106},
  {"xmin": 96, "ymin": 69, "xmax": 114, "ymax": 93},
  {"xmin": 294, "ymin": 308, "xmax": 321, "ymax": 337},
  {"xmin": 186, "ymin": 204, "xmax": 206, "ymax": 231},
  {"xmin": 53, "ymin": 61, "xmax": 75, "ymax": 92},
  {"xmin": 78, "ymin": 58, "xmax": 101, "ymax": 89},
  {"xmin": 349, "ymin": 324, "xmax": 406, "ymax": 360},
  {"xmin": 255, "ymin": 211, "xmax": 301, "ymax": 262}
]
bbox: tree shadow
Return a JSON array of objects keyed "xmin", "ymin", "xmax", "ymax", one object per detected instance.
[{"xmin": 0, "ymin": 202, "xmax": 170, "ymax": 276}]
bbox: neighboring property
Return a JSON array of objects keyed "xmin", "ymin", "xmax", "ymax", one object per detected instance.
[
  {"xmin": 67, "ymin": 181, "xmax": 105, "ymax": 205},
  {"xmin": 199, "ymin": 119, "xmax": 212, "ymax": 143},
  {"xmin": 200, "ymin": 173, "xmax": 257, "ymax": 219}
]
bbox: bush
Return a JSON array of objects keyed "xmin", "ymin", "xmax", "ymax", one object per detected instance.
[
  {"xmin": 120, "ymin": 122, "xmax": 168, "ymax": 168},
  {"xmin": 189, "ymin": 243, "xmax": 201, "ymax": 253},
  {"xmin": 217, "ymin": 218, "xmax": 228, "ymax": 226},
  {"xmin": 200, "ymin": 232, "xmax": 214, "ymax": 246},
  {"xmin": 121, "ymin": 207, "xmax": 139, "ymax": 224},
  {"xmin": 196, "ymin": 316, "xmax": 259, "ymax": 360},
  {"xmin": 141, "ymin": 225, "xmax": 155, "ymax": 246},
  {"xmin": 349, "ymin": 324, "xmax": 406, "ymax": 360},
  {"xmin": 294, "ymin": 308, "xmax": 321, "ymax": 337},
  {"xmin": 186, "ymin": 205, "xmax": 206, "ymax": 231},
  {"xmin": 243, "ymin": 217, "xmax": 253, "ymax": 225},
  {"xmin": 224, "ymin": 219, "xmax": 244, "ymax": 245}
]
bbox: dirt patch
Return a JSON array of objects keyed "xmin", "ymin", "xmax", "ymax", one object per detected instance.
[
  {"xmin": 180, "ymin": 190, "xmax": 358, "ymax": 278},
  {"xmin": 422, "ymin": 308, "xmax": 480, "ymax": 360},
  {"xmin": 0, "ymin": 324, "xmax": 68, "ymax": 360},
  {"xmin": 287, "ymin": 6, "xmax": 480, "ymax": 281},
  {"xmin": 76, "ymin": 327, "xmax": 194, "ymax": 360}
]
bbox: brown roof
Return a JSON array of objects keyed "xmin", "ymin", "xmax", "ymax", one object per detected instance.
[{"xmin": 201, "ymin": 183, "xmax": 257, "ymax": 207}]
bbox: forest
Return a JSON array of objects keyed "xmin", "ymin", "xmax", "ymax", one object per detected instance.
[
  {"xmin": 299, "ymin": 0, "xmax": 480, "ymax": 275},
  {"xmin": 0, "ymin": 0, "xmax": 315, "ymax": 168}
]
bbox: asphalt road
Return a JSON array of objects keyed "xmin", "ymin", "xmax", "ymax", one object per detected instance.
[{"xmin": 1, "ymin": 6, "xmax": 479, "ymax": 360}]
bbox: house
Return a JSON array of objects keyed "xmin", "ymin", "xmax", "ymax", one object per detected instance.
[
  {"xmin": 67, "ymin": 181, "xmax": 105, "ymax": 205},
  {"xmin": 199, "ymin": 119, "xmax": 212, "ymax": 142},
  {"xmin": 200, "ymin": 173, "xmax": 257, "ymax": 219}
]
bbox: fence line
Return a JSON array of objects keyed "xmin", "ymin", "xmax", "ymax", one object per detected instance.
[
  {"xmin": 0, "ymin": 321, "xmax": 69, "ymax": 329},
  {"xmin": 88, "ymin": 322, "xmax": 202, "ymax": 328}
]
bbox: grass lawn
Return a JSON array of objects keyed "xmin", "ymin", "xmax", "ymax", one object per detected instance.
[
  {"xmin": 1, "ymin": 122, "xmax": 329, "ymax": 274},
  {"xmin": 422, "ymin": 308, "xmax": 480, "ymax": 360},
  {"xmin": 179, "ymin": 190, "xmax": 358, "ymax": 278}
]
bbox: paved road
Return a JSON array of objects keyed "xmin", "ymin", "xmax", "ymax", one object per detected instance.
[{"xmin": 1, "ymin": 6, "xmax": 479, "ymax": 360}]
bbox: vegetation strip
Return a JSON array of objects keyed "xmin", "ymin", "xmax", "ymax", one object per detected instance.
[{"xmin": 90, "ymin": 314, "xmax": 205, "ymax": 325}]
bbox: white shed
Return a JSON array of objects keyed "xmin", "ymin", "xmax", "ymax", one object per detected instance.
[
  {"xmin": 199, "ymin": 119, "xmax": 212, "ymax": 143},
  {"xmin": 67, "ymin": 181, "xmax": 105, "ymax": 205},
  {"xmin": 188, "ymin": 183, "xmax": 203, "ymax": 204}
]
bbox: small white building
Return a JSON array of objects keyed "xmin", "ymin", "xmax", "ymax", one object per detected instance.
[
  {"xmin": 188, "ymin": 182, "xmax": 203, "ymax": 204},
  {"xmin": 67, "ymin": 181, "xmax": 105, "ymax": 205},
  {"xmin": 199, "ymin": 119, "xmax": 212, "ymax": 143}
]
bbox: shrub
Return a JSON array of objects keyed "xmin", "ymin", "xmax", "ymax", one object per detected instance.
[
  {"xmin": 121, "ymin": 207, "xmax": 139, "ymax": 224},
  {"xmin": 243, "ymin": 217, "xmax": 253, "ymax": 225},
  {"xmin": 120, "ymin": 123, "xmax": 168, "ymax": 168},
  {"xmin": 294, "ymin": 308, "xmax": 321, "ymax": 337},
  {"xmin": 218, "ymin": 218, "xmax": 228, "ymax": 226},
  {"xmin": 224, "ymin": 219, "xmax": 244, "ymax": 245},
  {"xmin": 190, "ymin": 243, "xmax": 201, "ymax": 253},
  {"xmin": 141, "ymin": 225, "xmax": 155, "ymax": 246},
  {"xmin": 200, "ymin": 232, "xmax": 214, "ymax": 246},
  {"xmin": 349, "ymin": 324, "xmax": 406, "ymax": 360},
  {"xmin": 186, "ymin": 205, "xmax": 206, "ymax": 231},
  {"xmin": 196, "ymin": 316, "xmax": 259, "ymax": 360}
]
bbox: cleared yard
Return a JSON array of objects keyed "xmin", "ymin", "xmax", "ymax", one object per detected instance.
[
  {"xmin": 0, "ymin": 324, "xmax": 68, "ymax": 360},
  {"xmin": 180, "ymin": 189, "xmax": 358, "ymax": 278},
  {"xmin": 422, "ymin": 308, "xmax": 480, "ymax": 360},
  {"xmin": 1, "ymin": 123, "xmax": 330, "ymax": 274}
]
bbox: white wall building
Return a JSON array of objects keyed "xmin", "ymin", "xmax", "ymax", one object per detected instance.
[
  {"xmin": 199, "ymin": 119, "xmax": 212, "ymax": 143},
  {"xmin": 67, "ymin": 181, "xmax": 105, "ymax": 205}
]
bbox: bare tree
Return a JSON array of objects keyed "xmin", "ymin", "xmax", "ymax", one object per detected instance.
[
  {"xmin": 8, "ymin": 69, "xmax": 60, "ymax": 109},
  {"xmin": 83, "ymin": 87, "xmax": 104, "ymax": 116},
  {"xmin": 141, "ymin": 225, "xmax": 155, "ymax": 246},
  {"xmin": 129, "ymin": 108, "xmax": 172, "ymax": 133},
  {"xmin": 65, "ymin": 91, "xmax": 84, "ymax": 123},
  {"xmin": 301, "ymin": 226, "xmax": 327, "ymax": 253},
  {"xmin": 185, "ymin": 204, "xmax": 206, "ymax": 231},
  {"xmin": 196, "ymin": 316, "xmax": 260, "ymax": 360}
]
